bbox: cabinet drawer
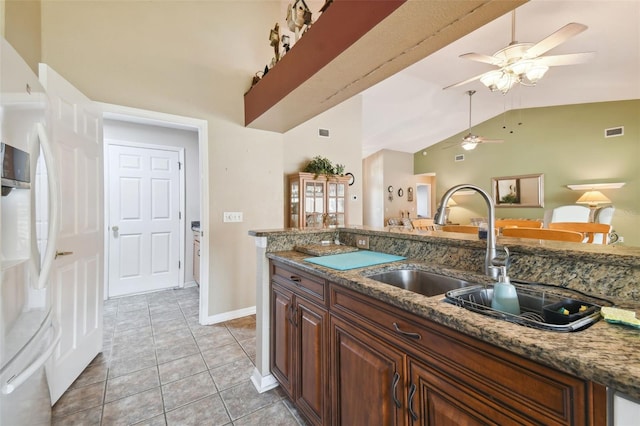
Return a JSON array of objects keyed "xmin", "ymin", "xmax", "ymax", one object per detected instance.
[{"xmin": 271, "ymin": 262, "xmax": 326, "ymax": 304}]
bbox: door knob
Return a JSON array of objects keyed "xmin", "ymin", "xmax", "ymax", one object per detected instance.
[{"xmin": 112, "ymin": 226, "xmax": 119, "ymax": 237}]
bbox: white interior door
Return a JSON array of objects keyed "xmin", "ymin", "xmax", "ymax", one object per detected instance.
[
  {"xmin": 108, "ymin": 144, "xmax": 181, "ymax": 297},
  {"xmin": 39, "ymin": 64, "xmax": 103, "ymax": 404}
]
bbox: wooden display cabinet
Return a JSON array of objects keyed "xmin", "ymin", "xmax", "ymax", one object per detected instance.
[{"xmin": 288, "ymin": 172, "xmax": 349, "ymax": 228}]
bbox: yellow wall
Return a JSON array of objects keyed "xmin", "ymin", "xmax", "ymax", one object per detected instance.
[{"xmin": 414, "ymin": 100, "xmax": 640, "ymax": 246}]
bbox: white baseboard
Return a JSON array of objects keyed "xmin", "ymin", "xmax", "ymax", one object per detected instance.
[
  {"xmin": 250, "ymin": 368, "xmax": 279, "ymax": 393},
  {"xmin": 183, "ymin": 280, "xmax": 198, "ymax": 288},
  {"xmin": 202, "ymin": 306, "xmax": 256, "ymax": 325}
]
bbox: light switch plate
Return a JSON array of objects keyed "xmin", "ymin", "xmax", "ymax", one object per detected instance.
[{"xmin": 223, "ymin": 212, "xmax": 243, "ymax": 222}]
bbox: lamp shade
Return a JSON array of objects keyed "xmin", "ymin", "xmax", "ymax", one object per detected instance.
[{"xmin": 576, "ymin": 190, "xmax": 611, "ymax": 207}]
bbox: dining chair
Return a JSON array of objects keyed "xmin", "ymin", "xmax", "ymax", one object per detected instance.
[
  {"xmin": 502, "ymin": 227, "xmax": 584, "ymax": 242},
  {"xmin": 411, "ymin": 218, "xmax": 435, "ymax": 230},
  {"xmin": 441, "ymin": 225, "xmax": 479, "ymax": 234},
  {"xmin": 549, "ymin": 205, "xmax": 590, "ymax": 224},
  {"xmin": 548, "ymin": 222, "xmax": 612, "ymax": 244},
  {"xmin": 495, "ymin": 219, "xmax": 544, "ymax": 229}
]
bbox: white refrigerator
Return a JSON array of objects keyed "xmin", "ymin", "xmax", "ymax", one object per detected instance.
[{"xmin": 0, "ymin": 39, "xmax": 60, "ymax": 425}]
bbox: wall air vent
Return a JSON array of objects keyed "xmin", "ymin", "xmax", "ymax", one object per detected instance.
[
  {"xmin": 604, "ymin": 126, "xmax": 624, "ymax": 138},
  {"xmin": 454, "ymin": 154, "xmax": 465, "ymax": 162},
  {"xmin": 318, "ymin": 128, "xmax": 330, "ymax": 138}
]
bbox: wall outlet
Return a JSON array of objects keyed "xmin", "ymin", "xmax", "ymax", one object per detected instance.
[
  {"xmin": 356, "ymin": 235, "xmax": 370, "ymax": 249},
  {"xmin": 223, "ymin": 212, "xmax": 243, "ymax": 222}
]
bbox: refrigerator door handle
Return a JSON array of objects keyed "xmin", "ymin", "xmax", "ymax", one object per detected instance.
[
  {"xmin": 1, "ymin": 320, "xmax": 61, "ymax": 395},
  {"xmin": 36, "ymin": 122, "xmax": 61, "ymax": 290}
]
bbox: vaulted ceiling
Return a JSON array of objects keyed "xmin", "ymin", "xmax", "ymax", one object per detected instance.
[{"xmin": 361, "ymin": 0, "xmax": 640, "ymax": 157}]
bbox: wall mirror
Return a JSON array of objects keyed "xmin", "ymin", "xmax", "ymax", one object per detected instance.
[{"xmin": 492, "ymin": 173, "xmax": 544, "ymax": 208}]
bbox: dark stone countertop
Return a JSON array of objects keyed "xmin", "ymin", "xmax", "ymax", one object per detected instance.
[{"xmin": 267, "ymin": 249, "xmax": 640, "ymax": 400}]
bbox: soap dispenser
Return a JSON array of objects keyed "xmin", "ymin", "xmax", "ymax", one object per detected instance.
[{"xmin": 490, "ymin": 266, "xmax": 520, "ymax": 315}]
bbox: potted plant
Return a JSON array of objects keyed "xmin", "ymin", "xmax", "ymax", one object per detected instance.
[{"xmin": 303, "ymin": 156, "xmax": 344, "ymax": 178}]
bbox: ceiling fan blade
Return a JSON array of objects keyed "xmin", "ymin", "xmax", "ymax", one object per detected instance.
[
  {"xmin": 536, "ymin": 52, "xmax": 595, "ymax": 66},
  {"xmin": 459, "ymin": 52, "xmax": 502, "ymax": 65},
  {"xmin": 441, "ymin": 142, "xmax": 461, "ymax": 150},
  {"xmin": 525, "ymin": 23, "xmax": 588, "ymax": 58},
  {"xmin": 442, "ymin": 72, "xmax": 486, "ymax": 90}
]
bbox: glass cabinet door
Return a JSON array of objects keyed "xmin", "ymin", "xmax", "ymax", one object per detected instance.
[
  {"xmin": 305, "ymin": 181, "xmax": 324, "ymax": 227},
  {"xmin": 328, "ymin": 182, "xmax": 346, "ymax": 226},
  {"xmin": 290, "ymin": 180, "xmax": 299, "ymax": 227}
]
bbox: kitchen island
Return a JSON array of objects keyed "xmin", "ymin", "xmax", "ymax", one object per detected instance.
[{"xmin": 250, "ymin": 226, "xmax": 640, "ymax": 423}]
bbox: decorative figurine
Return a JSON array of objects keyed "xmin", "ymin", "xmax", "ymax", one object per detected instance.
[
  {"xmin": 269, "ymin": 23, "xmax": 280, "ymax": 62},
  {"xmin": 286, "ymin": 0, "xmax": 312, "ymax": 41},
  {"xmin": 281, "ymin": 34, "xmax": 290, "ymax": 55}
]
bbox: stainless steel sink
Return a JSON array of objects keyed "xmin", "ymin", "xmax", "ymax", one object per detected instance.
[
  {"xmin": 445, "ymin": 283, "xmax": 613, "ymax": 332},
  {"xmin": 367, "ymin": 269, "xmax": 473, "ymax": 297}
]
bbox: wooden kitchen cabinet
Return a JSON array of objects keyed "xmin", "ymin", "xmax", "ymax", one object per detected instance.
[
  {"xmin": 270, "ymin": 262, "xmax": 329, "ymax": 426},
  {"xmin": 288, "ymin": 172, "xmax": 349, "ymax": 228},
  {"xmin": 331, "ymin": 315, "xmax": 405, "ymax": 426},
  {"xmin": 269, "ymin": 260, "xmax": 606, "ymax": 425}
]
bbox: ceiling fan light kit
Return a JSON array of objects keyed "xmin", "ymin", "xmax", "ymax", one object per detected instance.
[
  {"xmin": 452, "ymin": 90, "xmax": 504, "ymax": 151},
  {"xmin": 444, "ymin": 11, "xmax": 592, "ymax": 95},
  {"xmin": 480, "ymin": 60, "xmax": 550, "ymax": 93}
]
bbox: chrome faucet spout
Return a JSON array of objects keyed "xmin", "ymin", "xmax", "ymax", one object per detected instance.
[{"xmin": 435, "ymin": 184, "xmax": 505, "ymax": 279}]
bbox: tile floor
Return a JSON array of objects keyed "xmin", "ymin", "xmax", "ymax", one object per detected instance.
[{"xmin": 52, "ymin": 286, "xmax": 306, "ymax": 425}]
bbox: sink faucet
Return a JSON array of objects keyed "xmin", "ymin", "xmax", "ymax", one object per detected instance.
[{"xmin": 434, "ymin": 184, "xmax": 508, "ymax": 279}]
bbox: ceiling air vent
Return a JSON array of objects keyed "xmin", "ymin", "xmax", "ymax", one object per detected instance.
[
  {"xmin": 318, "ymin": 128, "xmax": 330, "ymax": 138},
  {"xmin": 604, "ymin": 126, "xmax": 624, "ymax": 138},
  {"xmin": 454, "ymin": 154, "xmax": 465, "ymax": 162}
]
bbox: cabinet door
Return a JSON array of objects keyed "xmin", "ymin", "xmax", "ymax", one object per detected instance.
[
  {"xmin": 271, "ymin": 283, "xmax": 295, "ymax": 398},
  {"xmin": 327, "ymin": 181, "xmax": 346, "ymax": 226},
  {"xmin": 289, "ymin": 179, "xmax": 300, "ymax": 228},
  {"xmin": 331, "ymin": 316, "xmax": 405, "ymax": 426},
  {"xmin": 408, "ymin": 359, "xmax": 533, "ymax": 426},
  {"xmin": 295, "ymin": 299, "xmax": 328, "ymax": 426}
]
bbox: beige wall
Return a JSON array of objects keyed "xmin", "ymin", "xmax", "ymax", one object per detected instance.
[
  {"xmin": 283, "ymin": 96, "xmax": 363, "ymax": 226},
  {"xmin": 37, "ymin": 1, "xmax": 362, "ymax": 317},
  {"xmin": 363, "ymin": 149, "xmax": 434, "ymax": 226},
  {"xmin": 414, "ymin": 100, "xmax": 640, "ymax": 246}
]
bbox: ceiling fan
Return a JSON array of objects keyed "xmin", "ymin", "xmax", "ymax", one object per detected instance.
[
  {"xmin": 444, "ymin": 11, "xmax": 594, "ymax": 93},
  {"xmin": 445, "ymin": 90, "xmax": 503, "ymax": 151}
]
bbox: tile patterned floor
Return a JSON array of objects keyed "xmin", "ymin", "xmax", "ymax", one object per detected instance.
[{"xmin": 52, "ymin": 287, "xmax": 306, "ymax": 425}]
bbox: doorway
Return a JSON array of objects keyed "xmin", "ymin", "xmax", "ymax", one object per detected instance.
[
  {"xmin": 100, "ymin": 104, "xmax": 209, "ymax": 323},
  {"xmin": 416, "ymin": 183, "xmax": 432, "ymax": 218}
]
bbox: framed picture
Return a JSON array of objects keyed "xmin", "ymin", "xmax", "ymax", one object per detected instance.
[{"xmin": 492, "ymin": 173, "xmax": 544, "ymax": 208}]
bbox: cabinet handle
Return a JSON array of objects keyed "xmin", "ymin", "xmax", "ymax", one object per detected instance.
[
  {"xmin": 291, "ymin": 306, "xmax": 298, "ymax": 326},
  {"xmin": 392, "ymin": 372, "xmax": 402, "ymax": 408},
  {"xmin": 290, "ymin": 275, "xmax": 302, "ymax": 283},
  {"xmin": 393, "ymin": 322, "xmax": 421, "ymax": 340},
  {"xmin": 408, "ymin": 383, "xmax": 418, "ymax": 421}
]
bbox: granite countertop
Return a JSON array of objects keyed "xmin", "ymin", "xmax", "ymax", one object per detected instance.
[{"xmin": 268, "ymin": 249, "xmax": 640, "ymax": 400}]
